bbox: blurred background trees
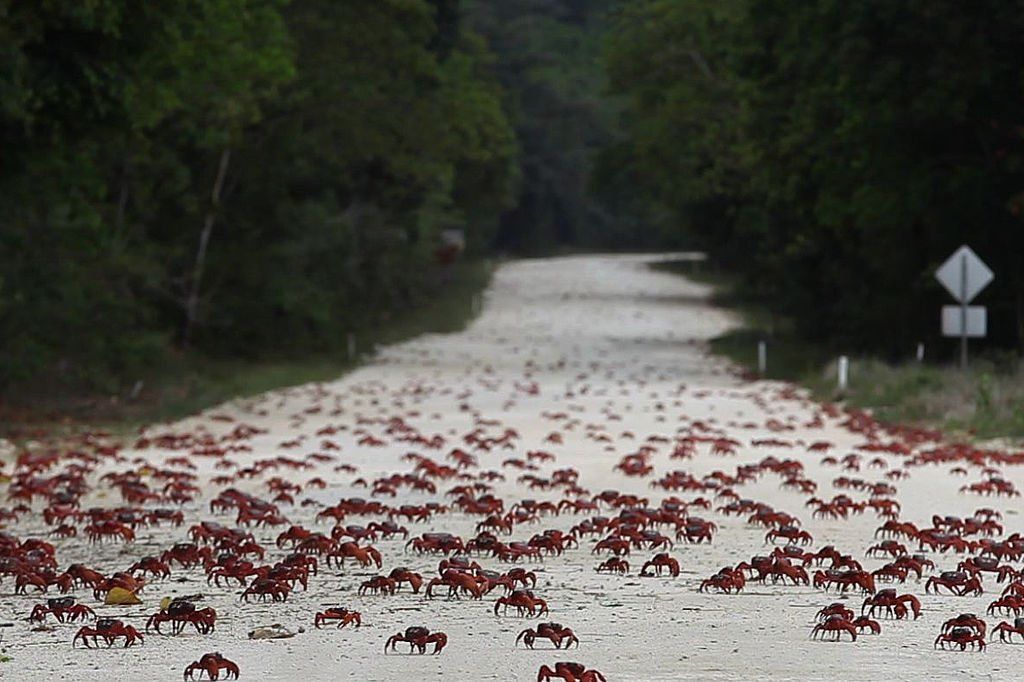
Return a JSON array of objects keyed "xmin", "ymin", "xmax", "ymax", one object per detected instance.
[
  {"xmin": 604, "ymin": 0, "xmax": 1024, "ymax": 356},
  {"xmin": 2, "ymin": 0, "xmax": 1023, "ymax": 395},
  {"xmin": 0, "ymin": 0, "xmax": 519, "ymax": 390}
]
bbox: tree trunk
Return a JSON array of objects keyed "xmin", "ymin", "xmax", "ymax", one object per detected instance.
[
  {"xmin": 115, "ymin": 175, "xmax": 129, "ymax": 234},
  {"xmin": 182, "ymin": 148, "xmax": 231, "ymax": 347},
  {"xmin": 1015, "ymin": 276, "xmax": 1024, "ymax": 355}
]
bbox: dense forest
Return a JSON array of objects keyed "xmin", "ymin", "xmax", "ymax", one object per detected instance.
[
  {"xmin": 0, "ymin": 0, "xmax": 639, "ymax": 396},
  {"xmin": 605, "ymin": 0, "xmax": 1024, "ymax": 356},
  {"xmin": 3, "ymin": 0, "xmax": 1023, "ymax": 398}
]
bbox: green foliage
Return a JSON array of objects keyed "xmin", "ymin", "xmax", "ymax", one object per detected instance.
[
  {"xmin": 675, "ymin": 265, "xmax": 1024, "ymax": 439},
  {"xmin": 125, "ymin": 260, "xmax": 492, "ymax": 428},
  {"xmin": 838, "ymin": 360, "xmax": 1024, "ymax": 439},
  {"xmin": 607, "ymin": 0, "xmax": 1024, "ymax": 357},
  {"xmin": 466, "ymin": 0, "xmax": 639, "ymax": 252},
  {"xmin": 0, "ymin": 0, "xmax": 517, "ymax": 393}
]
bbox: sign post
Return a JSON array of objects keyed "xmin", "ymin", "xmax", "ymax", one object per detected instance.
[{"xmin": 934, "ymin": 245, "xmax": 993, "ymax": 369}]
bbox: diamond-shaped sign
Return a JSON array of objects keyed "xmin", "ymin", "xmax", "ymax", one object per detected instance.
[{"xmin": 935, "ymin": 245, "xmax": 993, "ymax": 303}]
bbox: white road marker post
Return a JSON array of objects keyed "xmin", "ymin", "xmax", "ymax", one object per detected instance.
[
  {"xmin": 916, "ymin": 343, "xmax": 924, "ymax": 363},
  {"xmin": 837, "ymin": 356, "xmax": 849, "ymax": 391},
  {"xmin": 757, "ymin": 340, "xmax": 767, "ymax": 376}
]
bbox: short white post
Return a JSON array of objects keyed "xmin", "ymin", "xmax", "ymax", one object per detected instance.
[
  {"xmin": 347, "ymin": 333, "xmax": 356, "ymax": 361},
  {"xmin": 757, "ymin": 341, "xmax": 767, "ymax": 375},
  {"xmin": 916, "ymin": 342, "xmax": 924, "ymax": 362},
  {"xmin": 837, "ymin": 355, "xmax": 849, "ymax": 391}
]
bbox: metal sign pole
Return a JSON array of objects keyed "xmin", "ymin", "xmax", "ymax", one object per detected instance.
[{"xmin": 960, "ymin": 253, "xmax": 968, "ymax": 369}]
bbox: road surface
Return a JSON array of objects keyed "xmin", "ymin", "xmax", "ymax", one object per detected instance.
[{"xmin": 12, "ymin": 254, "xmax": 1018, "ymax": 681}]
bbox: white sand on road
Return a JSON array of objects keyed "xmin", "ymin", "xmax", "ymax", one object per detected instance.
[{"xmin": 9, "ymin": 254, "xmax": 1021, "ymax": 681}]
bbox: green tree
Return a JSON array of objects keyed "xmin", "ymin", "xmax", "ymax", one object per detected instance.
[
  {"xmin": 607, "ymin": 0, "xmax": 1024, "ymax": 355},
  {"xmin": 467, "ymin": 0, "xmax": 626, "ymax": 252}
]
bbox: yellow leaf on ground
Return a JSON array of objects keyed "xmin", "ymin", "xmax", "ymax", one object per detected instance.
[{"xmin": 104, "ymin": 587, "xmax": 141, "ymax": 605}]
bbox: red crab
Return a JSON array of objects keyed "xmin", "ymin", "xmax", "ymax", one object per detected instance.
[
  {"xmin": 991, "ymin": 617, "xmax": 1024, "ymax": 643},
  {"xmin": 368, "ymin": 520, "xmax": 409, "ymax": 539},
  {"xmin": 765, "ymin": 525, "xmax": 813, "ymax": 546},
  {"xmin": 811, "ymin": 614, "xmax": 858, "ymax": 641},
  {"xmin": 161, "ymin": 543, "xmax": 212, "ymax": 569},
  {"xmin": 516, "ymin": 622, "xmax": 579, "ymax": 649},
  {"xmin": 406, "ymin": 533, "xmax": 464, "ymax": 555},
  {"xmin": 49, "ymin": 524, "xmax": 77, "ymax": 538},
  {"xmin": 426, "ymin": 570, "xmax": 484, "ymax": 599},
  {"xmin": 92, "ymin": 573, "xmax": 146, "ymax": 600},
  {"xmin": 359, "ymin": 576, "xmax": 398, "ymax": 596},
  {"xmin": 29, "ymin": 597, "xmax": 95, "ymax": 623},
  {"xmin": 676, "ymin": 518, "xmax": 716, "ymax": 544},
  {"xmin": 384, "ymin": 626, "xmax": 448, "ymax": 654},
  {"xmin": 328, "ymin": 541, "xmax": 382, "ymax": 569},
  {"xmin": 387, "ymin": 567, "xmax": 424, "ymax": 593},
  {"xmin": 942, "ymin": 613, "xmax": 987, "ymax": 638},
  {"xmin": 146, "ymin": 600, "xmax": 216, "ymax": 635},
  {"xmin": 935, "ymin": 627, "xmax": 986, "ymax": 651},
  {"xmin": 207, "ymin": 559, "xmax": 262, "ymax": 587},
  {"xmin": 239, "ymin": 578, "xmax": 290, "ymax": 602},
  {"xmin": 61, "ymin": 564, "xmax": 105, "ymax": 590},
  {"xmin": 494, "ymin": 590, "xmax": 549, "ymax": 617},
  {"xmin": 987, "ymin": 594, "xmax": 1024, "ymax": 616},
  {"xmin": 862, "ymin": 589, "xmax": 921, "ymax": 619},
  {"xmin": 73, "ymin": 618, "xmax": 144, "ymax": 648},
  {"xmin": 184, "ymin": 652, "xmax": 239, "ymax": 680},
  {"xmin": 314, "ymin": 607, "xmax": 361, "ymax": 629},
  {"xmin": 959, "ymin": 557, "xmax": 1018, "ymax": 583},
  {"xmin": 865, "ymin": 540, "xmax": 907, "ymax": 558},
  {"xmin": 699, "ymin": 567, "xmax": 745, "ymax": 593},
  {"xmin": 592, "ymin": 537, "xmax": 631, "ymax": 556},
  {"xmin": 890, "ymin": 554, "xmax": 935, "ymax": 579},
  {"xmin": 851, "ymin": 616, "xmax": 881, "ymax": 634},
  {"xmin": 925, "ymin": 571, "xmax": 983, "ymax": 596},
  {"xmin": 595, "ymin": 557, "xmax": 629, "ymax": 575},
  {"xmin": 128, "ymin": 556, "xmax": 172, "ymax": 580},
  {"xmin": 537, "ymin": 662, "xmax": 607, "ymax": 681},
  {"xmin": 817, "ymin": 602, "xmax": 854, "ymax": 621},
  {"xmin": 640, "ymin": 553, "xmax": 680, "ymax": 577},
  {"xmin": 813, "ymin": 569, "xmax": 876, "ymax": 594}
]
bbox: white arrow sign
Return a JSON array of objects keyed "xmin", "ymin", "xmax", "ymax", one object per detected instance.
[{"xmin": 935, "ymin": 245, "xmax": 993, "ymax": 303}]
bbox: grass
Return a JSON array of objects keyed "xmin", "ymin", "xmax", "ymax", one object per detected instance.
[
  {"xmin": 1, "ymin": 259, "xmax": 493, "ymax": 438},
  {"xmin": 650, "ymin": 259, "xmax": 836, "ymax": 381},
  {"xmin": 652, "ymin": 258, "xmax": 1024, "ymax": 442},
  {"xmin": 837, "ymin": 360, "xmax": 1024, "ymax": 439}
]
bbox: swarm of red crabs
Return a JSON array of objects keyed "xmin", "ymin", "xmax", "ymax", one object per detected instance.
[{"xmin": 7, "ymin": 354, "xmax": 1024, "ymax": 681}]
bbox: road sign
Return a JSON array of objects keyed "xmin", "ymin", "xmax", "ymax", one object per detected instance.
[
  {"xmin": 935, "ymin": 245, "xmax": 994, "ymax": 368},
  {"xmin": 941, "ymin": 305, "xmax": 986, "ymax": 338},
  {"xmin": 935, "ymin": 245, "xmax": 993, "ymax": 303}
]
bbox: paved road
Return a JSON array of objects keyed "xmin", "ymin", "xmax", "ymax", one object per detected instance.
[{"xmin": 14, "ymin": 254, "xmax": 1017, "ymax": 681}]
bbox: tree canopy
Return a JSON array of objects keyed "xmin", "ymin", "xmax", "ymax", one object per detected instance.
[
  {"xmin": 4, "ymin": 0, "xmax": 1023, "ymax": 395},
  {"xmin": 0, "ymin": 0, "xmax": 519, "ymax": 389},
  {"xmin": 605, "ymin": 0, "xmax": 1024, "ymax": 355}
]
